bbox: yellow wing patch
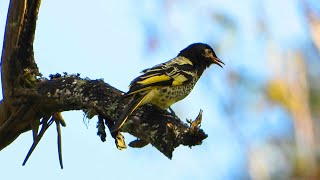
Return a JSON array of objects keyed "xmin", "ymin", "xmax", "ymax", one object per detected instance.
[
  {"xmin": 137, "ymin": 74, "xmax": 171, "ymax": 86},
  {"xmin": 172, "ymin": 74, "xmax": 188, "ymax": 86}
]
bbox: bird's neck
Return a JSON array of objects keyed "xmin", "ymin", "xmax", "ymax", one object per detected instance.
[{"xmin": 196, "ymin": 68, "xmax": 205, "ymax": 77}]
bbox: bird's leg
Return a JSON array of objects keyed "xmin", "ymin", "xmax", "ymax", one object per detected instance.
[
  {"xmin": 22, "ymin": 116, "xmax": 53, "ymax": 166},
  {"xmin": 168, "ymin": 107, "xmax": 179, "ymax": 119},
  {"xmin": 168, "ymin": 107, "xmax": 175, "ymax": 115}
]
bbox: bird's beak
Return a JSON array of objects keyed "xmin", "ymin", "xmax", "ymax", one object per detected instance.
[
  {"xmin": 211, "ymin": 56, "xmax": 225, "ymax": 68},
  {"xmin": 204, "ymin": 49, "xmax": 225, "ymax": 68}
]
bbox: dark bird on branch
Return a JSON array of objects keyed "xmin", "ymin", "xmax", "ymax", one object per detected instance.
[{"xmin": 111, "ymin": 43, "xmax": 224, "ymax": 132}]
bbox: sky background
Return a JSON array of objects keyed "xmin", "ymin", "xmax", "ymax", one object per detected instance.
[{"xmin": 1, "ymin": 0, "xmax": 319, "ymax": 180}]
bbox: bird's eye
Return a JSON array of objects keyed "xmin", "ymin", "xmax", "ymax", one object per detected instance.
[{"xmin": 203, "ymin": 49, "xmax": 213, "ymax": 58}]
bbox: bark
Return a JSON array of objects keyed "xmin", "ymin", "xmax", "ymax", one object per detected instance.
[{"xmin": 0, "ymin": 0, "xmax": 207, "ymax": 162}]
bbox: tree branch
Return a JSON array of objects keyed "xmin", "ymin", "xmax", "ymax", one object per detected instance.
[
  {"xmin": 1, "ymin": 0, "xmax": 40, "ymax": 130},
  {"xmin": 0, "ymin": 0, "xmax": 208, "ymax": 163},
  {"xmin": 0, "ymin": 75, "xmax": 207, "ymax": 158}
]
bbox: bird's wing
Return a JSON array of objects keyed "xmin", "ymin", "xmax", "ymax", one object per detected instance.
[{"xmin": 126, "ymin": 56, "xmax": 195, "ymax": 95}]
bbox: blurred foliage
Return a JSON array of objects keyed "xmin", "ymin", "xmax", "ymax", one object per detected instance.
[
  {"xmin": 266, "ymin": 79, "xmax": 291, "ymax": 109},
  {"xmin": 140, "ymin": 0, "xmax": 320, "ymax": 179}
]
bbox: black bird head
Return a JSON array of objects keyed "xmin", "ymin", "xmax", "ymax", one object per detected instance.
[{"xmin": 178, "ymin": 43, "xmax": 224, "ymax": 69}]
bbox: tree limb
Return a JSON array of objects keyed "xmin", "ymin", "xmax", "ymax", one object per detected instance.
[
  {"xmin": 1, "ymin": 0, "xmax": 40, "ymax": 129},
  {"xmin": 0, "ymin": 75, "xmax": 207, "ymax": 158},
  {"xmin": 0, "ymin": 0, "xmax": 208, "ymax": 164}
]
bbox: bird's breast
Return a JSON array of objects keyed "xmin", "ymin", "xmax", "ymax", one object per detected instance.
[{"xmin": 145, "ymin": 78, "xmax": 198, "ymax": 109}]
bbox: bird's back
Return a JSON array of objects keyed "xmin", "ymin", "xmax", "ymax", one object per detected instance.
[{"xmin": 126, "ymin": 56, "xmax": 196, "ymax": 96}]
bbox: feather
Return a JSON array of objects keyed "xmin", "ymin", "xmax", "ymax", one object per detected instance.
[
  {"xmin": 127, "ymin": 56, "xmax": 195, "ymax": 95},
  {"xmin": 111, "ymin": 94, "xmax": 148, "ymax": 132}
]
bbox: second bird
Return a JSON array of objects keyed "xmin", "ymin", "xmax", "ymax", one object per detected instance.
[{"xmin": 111, "ymin": 43, "xmax": 224, "ymax": 132}]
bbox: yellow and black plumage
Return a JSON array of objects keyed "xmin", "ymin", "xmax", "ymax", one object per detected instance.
[{"xmin": 111, "ymin": 43, "xmax": 224, "ymax": 132}]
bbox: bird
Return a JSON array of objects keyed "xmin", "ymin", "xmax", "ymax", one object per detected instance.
[{"xmin": 110, "ymin": 43, "xmax": 224, "ymax": 132}]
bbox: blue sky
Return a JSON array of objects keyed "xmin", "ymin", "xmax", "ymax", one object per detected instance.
[{"xmin": 0, "ymin": 0, "xmax": 314, "ymax": 179}]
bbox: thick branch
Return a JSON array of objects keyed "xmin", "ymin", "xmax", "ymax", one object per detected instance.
[
  {"xmin": 1, "ymin": 0, "xmax": 41, "ymax": 129},
  {"xmin": 1, "ymin": 0, "xmax": 40, "ymax": 100},
  {"xmin": 0, "ymin": 76, "xmax": 207, "ymax": 158}
]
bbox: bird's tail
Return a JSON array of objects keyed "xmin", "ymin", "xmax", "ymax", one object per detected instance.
[{"xmin": 111, "ymin": 94, "xmax": 148, "ymax": 132}]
